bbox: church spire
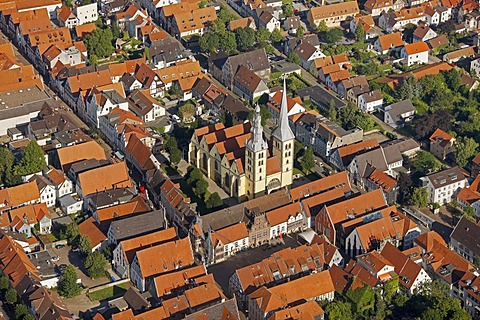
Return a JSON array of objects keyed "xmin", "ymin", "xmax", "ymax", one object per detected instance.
[
  {"xmin": 272, "ymin": 78, "xmax": 295, "ymax": 142},
  {"xmin": 246, "ymin": 104, "xmax": 267, "ymax": 152}
]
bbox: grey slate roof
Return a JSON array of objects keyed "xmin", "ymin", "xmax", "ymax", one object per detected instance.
[
  {"xmin": 384, "ymin": 99, "xmax": 414, "ymax": 124},
  {"xmin": 109, "ymin": 210, "xmax": 166, "ymax": 242},
  {"xmin": 424, "ymin": 166, "xmax": 465, "ymax": 189},
  {"xmin": 451, "ymin": 217, "xmax": 480, "ymax": 258},
  {"xmin": 184, "ymin": 298, "xmax": 241, "ymax": 320}
]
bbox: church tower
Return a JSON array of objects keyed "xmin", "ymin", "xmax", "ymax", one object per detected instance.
[
  {"xmin": 272, "ymin": 78, "xmax": 295, "ymax": 188},
  {"xmin": 245, "ymin": 105, "xmax": 268, "ymax": 199}
]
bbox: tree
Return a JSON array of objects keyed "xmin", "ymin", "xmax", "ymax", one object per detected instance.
[
  {"xmin": 413, "ymin": 109, "xmax": 453, "ymax": 139},
  {"xmin": 412, "ymin": 151, "xmax": 441, "ymax": 175},
  {"xmin": 255, "ymin": 28, "xmax": 271, "ymax": 45},
  {"xmin": 85, "ymin": 251, "xmax": 107, "ymax": 279},
  {"xmin": 5, "ymin": 288, "xmax": 17, "ymax": 305},
  {"xmin": 199, "ymin": 32, "xmax": 219, "ymax": 53},
  {"xmin": 270, "ymin": 28, "xmax": 283, "ymax": 43},
  {"xmin": 169, "ymin": 148, "xmax": 182, "ymax": 165},
  {"xmin": 218, "ymin": 30, "xmax": 237, "ymax": 55},
  {"xmin": 0, "ymin": 147, "xmax": 15, "ymax": 184},
  {"xmin": 411, "ymin": 187, "xmax": 428, "ymax": 208},
  {"xmin": 199, "ymin": 0, "xmax": 207, "ymax": 7},
  {"xmin": 399, "ymin": 75, "xmax": 422, "ymax": 100},
  {"xmin": 178, "ymin": 102, "xmax": 196, "ymax": 122},
  {"xmin": 89, "ymin": 54, "xmax": 98, "ymax": 66},
  {"xmin": 300, "ymin": 148, "xmax": 315, "ymax": 174},
  {"xmin": 0, "ymin": 275, "xmax": 9, "ymax": 291},
  {"xmin": 287, "ymin": 52, "xmax": 300, "ymax": 64},
  {"xmin": 325, "ymin": 301, "xmax": 352, "ymax": 320},
  {"xmin": 187, "ymin": 167, "xmax": 203, "ymax": 185},
  {"xmin": 65, "ymin": 223, "xmax": 80, "ymax": 244},
  {"xmin": 206, "ymin": 192, "xmax": 223, "ymax": 209},
  {"xmin": 15, "ymin": 304, "xmax": 30, "ymax": 320},
  {"xmin": 14, "ymin": 141, "xmax": 46, "ymax": 176},
  {"xmin": 443, "ymin": 69, "xmax": 461, "ymax": 91},
  {"xmin": 296, "ymin": 25, "xmax": 305, "ymax": 38},
  {"xmin": 194, "ymin": 179, "xmax": 208, "ymax": 196},
  {"xmin": 58, "ymin": 266, "xmax": 80, "ymax": 297},
  {"xmin": 354, "ymin": 23, "xmax": 365, "ymax": 41},
  {"xmin": 454, "ymin": 136, "xmax": 478, "ymax": 168},
  {"xmin": 324, "ymin": 28, "xmax": 343, "ymax": 43},
  {"xmin": 259, "ymin": 105, "xmax": 271, "ymax": 126},
  {"xmin": 328, "ymin": 100, "xmax": 337, "ymax": 121},
  {"xmin": 84, "ymin": 28, "xmax": 114, "ymax": 58},
  {"xmin": 78, "ymin": 235, "xmax": 91, "ymax": 255},
  {"xmin": 23, "ymin": 314, "xmax": 35, "ymax": 320},
  {"xmin": 463, "ymin": 206, "xmax": 476, "ymax": 221},
  {"xmin": 316, "ymin": 20, "xmax": 328, "ymax": 33},
  {"xmin": 283, "ymin": 2, "xmax": 293, "ymax": 17},
  {"xmin": 236, "ymin": 27, "xmax": 255, "ymax": 51}
]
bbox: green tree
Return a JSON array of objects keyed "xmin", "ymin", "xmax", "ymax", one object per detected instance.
[
  {"xmin": 325, "ymin": 28, "xmax": 343, "ymax": 43},
  {"xmin": 454, "ymin": 136, "xmax": 478, "ymax": 168},
  {"xmin": 218, "ymin": 30, "xmax": 237, "ymax": 54},
  {"xmin": 270, "ymin": 28, "xmax": 283, "ymax": 43},
  {"xmin": 443, "ymin": 68, "xmax": 461, "ymax": 91},
  {"xmin": 399, "ymin": 75, "xmax": 422, "ymax": 100},
  {"xmin": 346, "ymin": 284, "xmax": 375, "ymax": 314},
  {"xmin": 78, "ymin": 235, "xmax": 91, "ymax": 255},
  {"xmin": 187, "ymin": 167, "xmax": 203, "ymax": 185},
  {"xmin": 300, "ymin": 148, "xmax": 315, "ymax": 174},
  {"xmin": 328, "ymin": 100, "xmax": 337, "ymax": 121},
  {"xmin": 411, "ymin": 187, "xmax": 428, "ymax": 208},
  {"xmin": 412, "ymin": 151, "xmax": 441, "ymax": 174},
  {"xmin": 316, "ymin": 20, "xmax": 328, "ymax": 32},
  {"xmin": 236, "ymin": 27, "xmax": 255, "ymax": 51},
  {"xmin": 206, "ymin": 192, "xmax": 223, "ymax": 209},
  {"xmin": 325, "ymin": 301, "xmax": 352, "ymax": 320},
  {"xmin": 65, "ymin": 223, "xmax": 80, "ymax": 244},
  {"xmin": 89, "ymin": 54, "xmax": 98, "ymax": 66},
  {"xmin": 296, "ymin": 25, "xmax": 305, "ymax": 38},
  {"xmin": 111, "ymin": 22, "xmax": 121, "ymax": 39},
  {"xmin": 287, "ymin": 52, "xmax": 300, "ymax": 64},
  {"xmin": 283, "ymin": 2, "xmax": 293, "ymax": 16},
  {"xmin": 14, "ymin": 141, "xmax": 46, "ymax": 176},
  {"xmin": 217, "ymin": 6, "xmax": 237, "ymax": 25},
  {"xmin": 23, "ymin": 314, "xmax": 35, "ymax": 320},
  {"xmin": 0, "ymin": 275, "xmax": 9, "ymax": 291},
  {"xmin": 398, "ymin": 172, "xmax": 413, "ymax": 204},
  {"xmin": 474, "ymin": 256, "xmax": 480, "ymax": 269},
  {"xmin": 5, "ymin": 288, "xmax": 17, "ymax": 305},
  {"xmin": 178, "ymin": 102, "xmax": 195, "ymax": 122},
  {"xmin": 84, "ymin": 28, "xmax": 114, "ymax": 58},
  {"xmin": 255, "ymin": 28, "xmax": 271, "ymax": 45},
  {"xmin": 194, "ymin": 179, "xmax": 208, "ymax": 196},
  {"xmin": 199, "ymin": 32, "xmax": 219, "ymax": 53},
  {"xmin": 85, "ymin": 251, "xmax": 107, "ymax": 279},
  {"xmin": 199, "ymin": 0, "xmax": 208, "ymax": 7},
  {"xmin": 15, "ymin": 304, "xmax": 29, "ymax": 320},
  {"xmin": 169, "ymin": 148, "xmax": 182, "ymax": 165},
  {"xmin": 354, "ymin": 23, "xmax": 365, "ymax": 41},
  {"xmin": 259, "ymin": 105, "xmax": 272, "ymax": 126},
  {"xmin": 0, "ymin": 147, "xmax": 15, "ymax": 184},
  {"xmin": 58, "ymin": 266, "xmax": 80, "ymax": 297},
  {"xmin": 463, "ymin": 206, "xmax": 476, "ymax": 221}
]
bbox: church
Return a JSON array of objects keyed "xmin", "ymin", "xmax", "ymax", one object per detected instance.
[{"xmin": 188, "ymin": 80, "xmax": 295, "ymax": 200}]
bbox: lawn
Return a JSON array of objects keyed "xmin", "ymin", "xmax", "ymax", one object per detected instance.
[{"xmin": 88, "ymin": 283, "xmax": 130, "ymax": 301}]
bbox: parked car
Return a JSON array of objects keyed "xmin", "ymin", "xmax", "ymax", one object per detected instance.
[
  {"xmin": 55, "ymin": 244, "xmax": 65, "ymax": 249},
  {"xmin": 58, "ymin": 264, "xmax": 67, "ymax": 271},
  {"xmin": 51, "ymin": 256, "xmax": 60, "ymax": 262}
]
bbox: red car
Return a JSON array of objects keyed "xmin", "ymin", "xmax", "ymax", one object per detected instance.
[{"xmin": 294, "ymin": 9, "xmax": 299, "ymax": 13}]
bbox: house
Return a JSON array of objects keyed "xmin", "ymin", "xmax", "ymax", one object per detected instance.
[
  {"xmin": 73, "ymin": 2, "xmax": 98, "ymax": 25},
  {"xmin": 59, "ymin": 194, "xmax": 83, "ymax": 215},
  {"xmin": 268, "ymin": 302, "xmax": 325, "ymax": 320},
  {"xmin": 293, "ymin": 41, "xmax": 326, "ymax": 70},
  {"xmin": 44, "ymin": 167, "xmax": 73, "ymax": 199},
  {"xmin": 171, "ymin": 6, "xmax": 217, "ymax": 39},
  {"xmin": 413, "ymin": 26, "xmax": 438, "ymax": 42},
  {"xmin": 307, "ymin": 1, "xmax": 359, "ymax": 29},
  {"xmin": 130, "ymin": 237, "xmax": 194, "ymax": 292},
  {"xmin": 429, "ymin": 128, "xmax": 455, "ymax": 160},
  {"xmin": 230, "ymin": 241, "xmax": 342, "ymax": 307},
  {"xmin": 248, "ymin": 270, "xmax": 335, "ymax": 320},
  {"xmin": 315, "ymin": 189, "xmax": 388, "ymax": 245},
  {"xmin": 55, "ymin": 140, "xmax": 107, "ymax": 172},
  {"xmin": 374, "ymin": 32, "xmax": 404, "ymax": 54},
  {"xmin": 420, "ymin": 166, "xmax": 467, "ymax": 205},
  {"xmin": 283, "ymin": 16, "xmax": 301, "ymax": 34},
  {"xmin": 257, "ymin": 9, "xmax": 280, "ymax": 32},
  {"xmin": 232, "ymin": 66, "xmax": 270, "ymax": 103},
  {"xmin": 228, "ymin": 17, "xmax": 256, "ymax": 31},
  {"xmin": 450, "ymin": 217, "xmax": 480, "ymax": 263},
  {"xmin": 9, "ymin": 203, "xmax": 51, "ymax": 235},
  {"xmin": 472, "ymin": 152, "xmax": 480, "ymax": 177},
  {"xmin": 76, "ymin": 161, "xmax": 133, "ymax": 197},
  {"xmin": 378, "ymin": 61, "xmax": 453, "ymax": 89},
  {"xmin": 155, "ymin": 59, "xmax": 203, "ymax": 101},
  {"xmin": 266, "ymin": 89, "xmax": 305, "ymax": 120},
  {"xmin": 443, "ymin": 46, "xmax": 476, "ymax": 63},
  {"xmin": 0, "ymin": 181, "xmax": 40, "ymax": 213},
  {"xmin": 29, "ymin": 175, "xmax": 56, "ymax": 208},
  {"xmin": 93, "ymin": 195, "xmax": 151, "ymax": 226},
  {"xmin": 364, "ymin": 0, "xmax": 405, "ymax": 16},
  {"xmin": 98, "ymin": 108, "xmax": 145, "ymax": 150},
  {"xmin": 349, "ymin": 14, "xmax": 377, "ymax": 40},
  {"xmin": 208, "ymin": 222, "xmax": 249, "ymax": 264},
  {"xmin": 401, "ymin": 42, "xmax": 429, "ymax": 66},
  {"xmin": 357, "ymin": 90, "xmax": 383, "ymax": 113},
  {"xmin": 378, "ymin": 7, "xmax": 425, "ymax": 32},
  {"xmin": 380, "ymin": 242, "xmax": 431, "ymax": 295},
  {"xmin": 382, "ymin": 99, "xmax": 415, "ymax": 128},
  {"xmin": 130, "ymin": 63, "xmax": 163, "ymax": 98},
  {"xmin": 78, "ymin": 217, "xmax": 106, "ymax": 251},
  {"xmin": 183, "ymin": 298, "xmax": 241, "ymax": 320},
  {"xmin": 425, "ymin": 5, "xmax": 451, "ymax": 25},
  {"xmin": 113, "ymin": 228, "xmax": 177, "ymax": 279},
  {"xmin": 363, "ymin": 164, "xmax": 398, "ymax": 204},
  {"xmin": 153, "ymin": 264, "xmax": 207, "ymax": 299},
  {"xmin": 127, "ymin": 89, "xmax": 166, "ymax": 122},
  {"xmin": 56, "ymin": 6, "xmax": 78, "ymax": 28},
  {"xmin": 85, "ymin": 88, "xmax": 130, "ymax": 128}
]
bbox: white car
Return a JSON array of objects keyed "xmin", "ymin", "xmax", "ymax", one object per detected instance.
[{"xmin": 51, "ymin": 256, "xmax": 60, "ymax": 262}]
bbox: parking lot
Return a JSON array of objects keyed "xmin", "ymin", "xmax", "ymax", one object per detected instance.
[{"xmin": 207, "ymin": 236, "xmax": 300, "ymax": 295}]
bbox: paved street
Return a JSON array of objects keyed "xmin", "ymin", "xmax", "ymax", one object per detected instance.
[{"xmin": 207, "ymin": 236, "xmax": 300, "ymax": 296}]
